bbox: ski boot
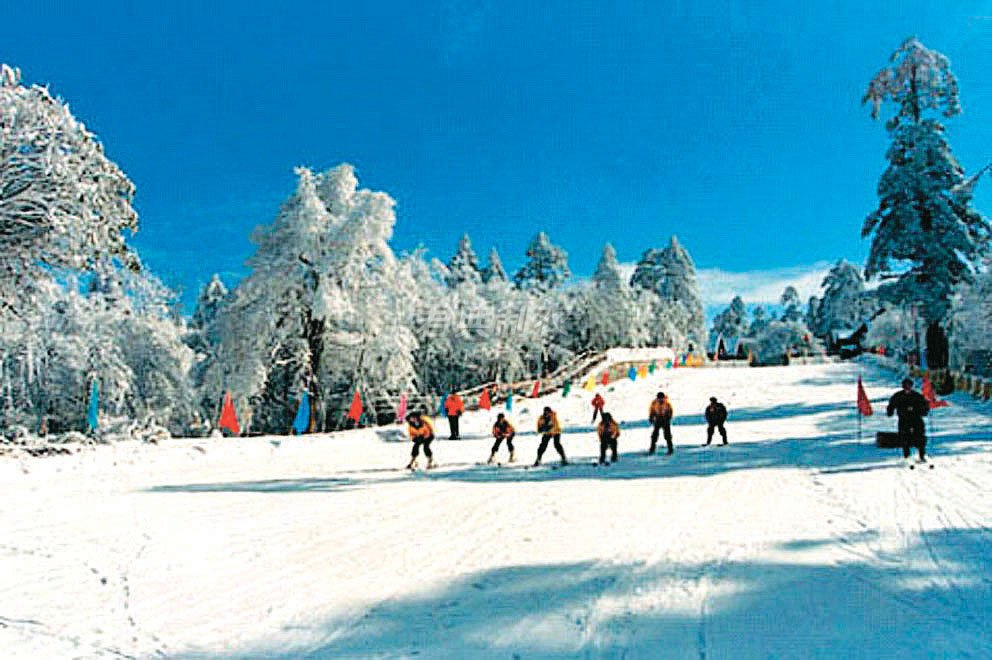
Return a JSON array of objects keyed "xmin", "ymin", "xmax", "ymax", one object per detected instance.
[
  {"xmin": 426, "ymin": 457, "xmax": 437, "ymax": 470},
  {"xmin": 486, "ymin": 452, "xmax": 496, "ymax": 465},
  {"xmin": 406, "ymin": 458, "xmax": 418, "ymax": 470},
  {"xmin": 508, "ymin": 451, "xmax": 516, "ymax": 463}
]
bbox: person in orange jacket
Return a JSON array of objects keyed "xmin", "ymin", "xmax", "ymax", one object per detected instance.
[
  {"xmin": 597, "ymin": 412, "xmax": 620, "ymax": 465},
  {"xmin": 648, "ymin": 391, "xmax": 674, "ymax": 455},
  {"xmin": 488, "ymin": 413, "xmax": 516, "ymax": 464},
  {"xmin": 405, "ymin": 411, "xmax": 436, "ymax": 470},
  {"xmin": 535, "ymin": 406, "xmax": 567, "ymax": 466},
  {"xmin": 444, "ymin": 392, "xmax": 465, "ymax": 439},
  {"xmin": 591, "ymin": 393, "xmax": 605, "ymax": 423}
]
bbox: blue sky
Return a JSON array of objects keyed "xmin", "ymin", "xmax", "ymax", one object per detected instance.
[{"xmin": 6, "ymin": 1, "xmax": 992, "ymax": 311}]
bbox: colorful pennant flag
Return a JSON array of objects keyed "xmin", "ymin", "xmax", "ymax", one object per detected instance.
[
  {"xmin": 506, "ymin": 391, "xmax": 513, "ymax": 412},
  {"xmin": 856, "ymin": 377, "xmax": 873, "ymax": 416},
  {"xmin": 628, "ymin": 366, "xmax": 637, "ymax": 381},
  {"xmin": 438, "ymin": 393, "xmax": 448, "ymax": 416},
  {"xmin": 292, "ymin": 391, "xmax": 310, "ymax": 434},
  {"xmin": 600, "ymin": 371, "xmax": 609, "ymax": 386},
  {"xmin": 531, "ymin": 381, "xmax": 540, "ymax": 398},
  {"xmin": 87, "ymin": 379, "xmax": 99, "ymax": 432},
  {"xmin": 583, "ymin": 375, "xmax": 596, "ymax": 391},
  {"xmin": 218, "ymin": 391, "xmax": 241, "ymax": 435},
  {"xmin": 638, "ymin": 364, "xmax": 648, "ymax": 378},
  {"xmin": 396, "ymin": 393, "xmax": 408, "ymax": 421},
  {"xmin": 347, "ymin": 390, "xmax": 363, "ymax": 423},
  {"xmin": 479, "ymin": 388, "xmax": 492, "ymax": 410},
  {"xmin": 562, "ymin": 379, "xmax": 571, "ymax": 397},
  {"xmin": 649, "ymin": 361, "xmax": 657, "ymax": 374},
  {"xmin": 921, "ymin": 375, "xmax": 950, "ymax": 409}
]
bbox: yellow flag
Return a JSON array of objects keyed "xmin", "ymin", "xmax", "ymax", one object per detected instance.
[
  {"xmin": 582, "ymin": 375, "xmax": 596, "ymax": 391},
  {"xmin": 637, "ymin": 364, "xmax": 648, "ymax": 378}
]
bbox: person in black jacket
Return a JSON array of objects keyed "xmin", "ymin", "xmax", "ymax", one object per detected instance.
[
  {"xmin": 703, "ymin": 396, "xmax": 728, "ymax": 446},
  {"xmin": 887, "ymin": 378, "xmax": 929, "ymax": 461}
]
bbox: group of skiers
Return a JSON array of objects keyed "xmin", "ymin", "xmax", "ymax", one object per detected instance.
[
  {"xmin": 403, "ymin": 377, "xmax": 936, "ymax": 470},
  {"xmin": 403, "ymin": 391, "xmax": 731, "ymax": 470}
]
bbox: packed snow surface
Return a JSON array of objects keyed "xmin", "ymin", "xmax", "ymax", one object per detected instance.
[{"xmin": 3, "ymin": 359, "xmax": 991, "ymax": 658}]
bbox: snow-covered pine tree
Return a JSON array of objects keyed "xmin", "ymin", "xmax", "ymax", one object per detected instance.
[
  {"xmin": 948, "ymin": 257, "xmax": 992, "ymax": 373},
  {"xmin": 862, "ymin": 37, "xmax": 991, "ymax": 368},
  {"xmin": 575, "ymin": 244, "xmax": 646, "ymax": 351},
  {"xmin": 812, "ymin": 259, "xmax": 870, "ymax": 337},
  {"xmin": 446, "ymin": 234, "xmax": 482, "ymax": 287},
  {"xmin": 481, "ymin": 247, "xmax": 508, "ymax": 283},
  {"xmin": 779, "ymin": 286, "xmax": 804, "ymax": 323},
  {"xmin": 657, "ymin": 236, "xmax": 707, "ymax": 345},
  {"xmin": 513, "ymin": 232, "xmax": 570, "ymax": 291},
  {"xmin": 711, "ymin": 296, "xmax": 749, "ymax": 338},
  {"xmin": 750, "ymin": 306, "xmax": 770, "ymax": 335}
]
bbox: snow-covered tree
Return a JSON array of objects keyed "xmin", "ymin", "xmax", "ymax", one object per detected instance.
[
  {"xmin": 629, "ymin": 238, "xmax": 705, "ymax": 348},
  {"xmin": 481, "ymin": 247, "xmax": 508, "ymax": 283},
  {"xmin": 206, "ymin": 165, "xmax": 416, "ymax": 432},
  {"xmin": 572, "ymin": 244, "xmax": 646, "ymax": 351},
  {"xmin": 446, "ymin": 234, "xmax": 482, "ymax": 287},
  {"xmin": 811, "ymin": 260, "xmax": 871, "ymax": 336},
  {"xmin": 711, "ymin": 296, "xmax": 749, "ymax": 338},
  {"xmin": 750, "ymin": 305, "xmax": 770, "ymax": 335},
  {"xmin": 948, "ymin": 258, "xmax": 992, "ymax": 373},
  {"xmin": 0, "ymin": 64, "xmax": 139, "ymax": 319},
  {"xmin": 862, "ymin": 37, "xmax": 991, "ymax": 368},
  {"xmin": 779, "ymin": 286, "xmax": 804, "ymax": 323},
  {"xmin": 513, "ymin": 232, "xmax": 570, "ymax": 291}
]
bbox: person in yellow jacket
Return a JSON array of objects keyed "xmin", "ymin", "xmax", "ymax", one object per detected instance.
[
  {"xmin": 648, "ymin": 391, "xmax": 674, "ymax": 455},
  {"xmin": 405, "ymin": 411, "xmax": 436, "ymax": 470},
  {"xmin": 597, "ymin": 412, "xmax": 620, "ymax": 465},
  {"xmin": 534, "ymin": 406, "xmax": 567, "ymax": 466},
  {"xmin": 488, "ymin": 413, "xmax": 516, "ymax": 464}
]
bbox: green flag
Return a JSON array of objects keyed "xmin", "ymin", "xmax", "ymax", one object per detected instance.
[{"xmin": 562, "ymin": 379, "xmax": 571, "ymax": 397}]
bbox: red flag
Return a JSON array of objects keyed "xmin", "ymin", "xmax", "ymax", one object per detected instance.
[
  {"xmin": 347, "ymin": 390, "xmax": 363, "ymax": 422},
  {"xmin": 921, "ymin": 376, "xmax": 950, "ymax": 409},
  {"xmin": 600, "ymin": 371, "xmax": 609, "ymax": 386},
  {"xmin": 396, "ymin": 393, "xmax": 408, "ymax": 421},
  {"xmin": 856, "ymin": 377, "xmax": 873, "ymax": 417},
  {"xmin": 479, "ymin": 388, "xmax": 491, "ymax": 410},
  {"xmin": 218, "ymin": 392, "xmax": 241, "ymax": 435},
  {"xmin": 531, "ymin": 380, "xmax": 540, "ymax": 398}
]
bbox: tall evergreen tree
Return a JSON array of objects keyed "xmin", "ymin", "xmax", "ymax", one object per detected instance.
[
  {"xmin": 481, "ymin": 247, "xmax": 508, "ymax": 283},
  {"xmin": 862, "ymin": 37, "xmax": 990, "ymax": 368},
  {"xmin": 711, "ymin": 296, "xmax": 749, "ymax": 338},
  {"xmin": 513, "ymin": 232, "xmax": 570, "ymax": 291},
  {"xmin": 779, "ymin": 286, "xmax": 804, "ymax": 323},
  {"xmin": 446, "ymin": 234, "xmax": 482, "ymax": 286}
]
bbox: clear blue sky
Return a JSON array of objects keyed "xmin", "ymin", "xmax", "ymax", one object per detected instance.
[{"xmin": 6, "ymin": 1, "xmax": 992, "ymax": 310}]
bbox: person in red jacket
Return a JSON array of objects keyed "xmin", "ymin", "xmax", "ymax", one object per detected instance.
[
  {"xmin": 591, "ymin": 393, "xmax": 605, "ymax": 423},
  {"xmin": 444, "ymin": 392, "xmax": 465, "ymax": 439}
]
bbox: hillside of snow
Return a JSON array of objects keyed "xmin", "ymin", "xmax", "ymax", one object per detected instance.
[{"xmin": 3, "ymin": 358, "xmax": 991, "ymax": 658}]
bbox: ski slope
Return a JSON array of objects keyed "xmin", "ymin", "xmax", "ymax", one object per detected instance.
[{"xmin": 3, "ymin": 358, "xmax": 992, "ymax": 658}]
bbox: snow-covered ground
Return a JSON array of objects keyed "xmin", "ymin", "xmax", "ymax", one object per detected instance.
[{"xmin": 3, "ymin": 359, "xmax": 991, "ymax": 659}]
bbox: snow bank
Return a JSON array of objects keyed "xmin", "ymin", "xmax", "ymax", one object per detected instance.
[{"xmin": 604, "ymin": 346, "xmax": 677, "ymax": 365}]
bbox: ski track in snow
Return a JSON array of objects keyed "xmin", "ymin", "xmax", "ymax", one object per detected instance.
[{"xmin": 2, "ymin": 359, "xmax": 992, "ymax": 658}]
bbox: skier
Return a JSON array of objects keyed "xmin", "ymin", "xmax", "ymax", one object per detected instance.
[
  {"xmin": 887, "ymin": 378, "xmax": 929, "ymax": 463},
  {"xmin": 444, "ymin": 392, "xmax": 465, "ymax": 440},
  {"xmin": 703, "ymin": 396, "xmax": 728, "ymax": 445},
  {"xmin": 405, "ymin": 411, "xmax": 436, "ymax": 470},
  {"xmin": 534, "ymin": 406, "xmax": 567, "ymax": 466},
  {"xmin": 648, "ymin": 391, "xmax": 674, "ymax": 455},
  {"xmin": 597, "ymin": 412, "xmax": 620, "ymax": 465},
  {"xmin": 591, "ymin": 392, "xmax": 605, "ymax": 422},
  {"xmin": 488, "ymin": 413, "xmax": 516, "ymax": 464}
]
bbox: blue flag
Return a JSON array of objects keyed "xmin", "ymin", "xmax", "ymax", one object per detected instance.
[
  {"xmin": 87, "ymin": 380, "xmax": 99, "ymax": 432},
  {"xmin": 439, "ymin": 393, "xmax": 448, "ymax": 416},
  {"xmin": 292, "ymin": 392, "xmax": 310, "ymax": 435},
  {"xmin": 505, "ymin": 391, "xmax": 513, "ymax": 412},
  {"xmin": 628, "ymin": 366, "xmax": 637, "ymax": 381}
]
